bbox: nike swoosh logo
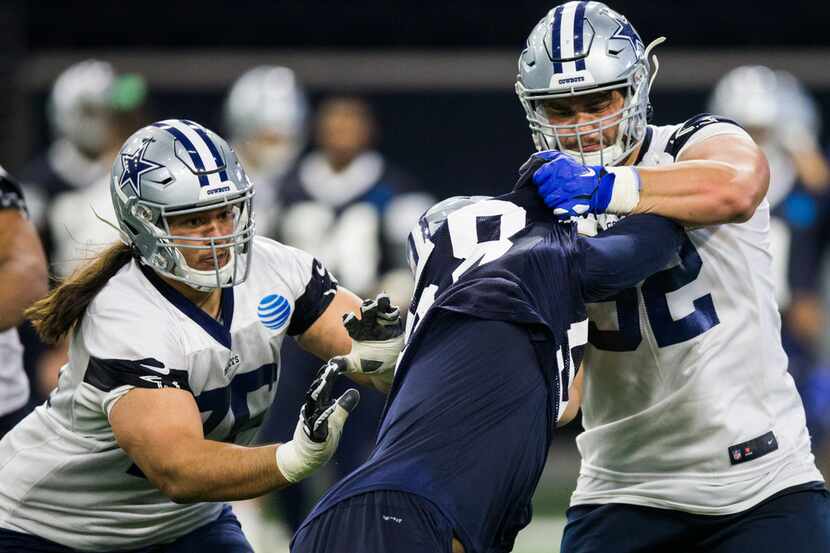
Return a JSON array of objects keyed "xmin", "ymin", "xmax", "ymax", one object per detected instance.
[
  {"xmin": 581, "ymin": 168, "xmax": 596, "ymax": 177},
  {"xmin": 315, "ymin": 263, "xmax": 327, "ymax": 277},
  {"xmin": 323, "ymin": 288, "xmax": 337, "ymax": 296},
  {"xmin": 137, "ymin": 361, "xmax": 170, "ymax": 375}
]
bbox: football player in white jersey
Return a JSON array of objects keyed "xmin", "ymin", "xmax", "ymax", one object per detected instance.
[
  {"xmin": 0, "ymin": 120, "xmax": 402, "ymax": 553},
  {"xmin": 516, "ymin": 2, "xmax": 830, "ymax": 551}
]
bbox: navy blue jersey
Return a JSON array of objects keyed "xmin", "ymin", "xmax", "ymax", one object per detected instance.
[{"xmin": 297, "ymin": 162, "xmax": 686, "ymax": 553}]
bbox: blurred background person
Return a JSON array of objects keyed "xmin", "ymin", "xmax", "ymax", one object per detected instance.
[
  {"xmin": 47, "ymin": 72, "xmax": 149, "ymax": 278},
  {"xmin": 224, "ymin": 66, "xmax": 309, "ymax": 238},
  {"xmin": 0, "ymin": 166, "xmax": 48, "ymax": 438},
  {"xmin": 252, "ymin": 96, "xmax": 434, "ymax": 539},
  {"xmin": 19, "ymin": 59, "xmax": 118, "ymax": 250},
  {"xmin": 17, "ymin": 61, "xmax": 150, "ymax": 410},
  {"xmin": 710, "ymin": 65, "xmax": 830, "ymax": 475},
  {"xmin": 279, "ymin": 96, "xmax": 434, "ymax": 305}
]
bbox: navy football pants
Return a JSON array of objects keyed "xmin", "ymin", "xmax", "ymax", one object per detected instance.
[
  {"xmin": 561, "ymin": 482, "xmax": 830, "ymax": 553},
  {"xmin": 0, "ymin": 504, "xmax": 252, "ymax": 553},
  {"xmin": 292, "ymin": 490, "xmax": 455, "ymax": 553}
]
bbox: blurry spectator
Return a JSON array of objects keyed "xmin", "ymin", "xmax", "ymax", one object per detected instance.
[
  {"xmin": 224, "ymin": 66, "xmax": 308, "ymax": 238},
  {"xmin": 18, "ymin": 63, "xmax": 149, "ymax": 403},
  {"xmin": 279, "ymin": 96, "xmax": 434, "ymax": 306},
  {"xmin": 19, "ymin": 60, "xmax": 118, "ymax": 252},
  {"xmin": 711, "ymin": 65, "xmax": 830, "ymax": 473},
  {"xmin": 710, "ymin": 66, "xmax": 830, "ymax": 372},
  {"xmin": 261, "ymin": 96, "xmax": 434, "ymax": 533},
  {"xmin": 47, "ymin": 73, "xmax": 149, "ymax": 278},
  {"xmin": 0, "ymin": 166, "xmax": 48, "ymax": 438}
]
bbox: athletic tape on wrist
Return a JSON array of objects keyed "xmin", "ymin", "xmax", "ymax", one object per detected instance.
[{"xmin": 605, "ymin": 166, "xmax": 641, "ymax": 214}]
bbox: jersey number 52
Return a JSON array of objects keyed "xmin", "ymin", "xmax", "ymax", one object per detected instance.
[{"xmin": 589, "ymin": 235, "xmax": 720, "ymax": 350}]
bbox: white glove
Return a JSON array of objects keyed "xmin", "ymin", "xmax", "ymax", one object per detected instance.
[
  {"xmin": 338, "ymin": 293, "xmax": 404, "ymax": 387},
  {"xmin": 276, "ymin": 359, "xmax": 359, "ymax": 483}
]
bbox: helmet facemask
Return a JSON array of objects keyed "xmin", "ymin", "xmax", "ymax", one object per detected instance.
[
  {"xmin": 517, "ymin": 59, "xmax": 652, "ymax": 167},
  {"xmin": 117, "ymin": 187, "xmax": 256, "ymax": 292}
]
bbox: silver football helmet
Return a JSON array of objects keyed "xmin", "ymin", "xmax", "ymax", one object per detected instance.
[
  {"xmin": 49, "ymin": 59, "xmax": 115, "ymax": 155},
  {"xmin": 223, "ymin": 66, "xmax": 308, "ymax": 176},
  {"xmin": 516, "ymin": 1, "xmax": 664, "ymax": 166},
  {"xmin": 111, "ymin": 119, "xmax": 255, "ymax": 291}
]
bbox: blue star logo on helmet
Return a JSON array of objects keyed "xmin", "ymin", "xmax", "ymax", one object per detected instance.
[
  {"xmin": 257, "ymin": 294, "xmax": 291, "ymax": 330},
  {"xmin": 119, "ymin": 138, "xmax": 164, "ymax": 196},
  {"xmin": 608, "ymin": 14, "xmax": 643, "ymax": 54}
]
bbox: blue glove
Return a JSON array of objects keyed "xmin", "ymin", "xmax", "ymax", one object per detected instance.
[{"xmin": 530, "ymin": 150, "xmax": 640, "ymax": 220}]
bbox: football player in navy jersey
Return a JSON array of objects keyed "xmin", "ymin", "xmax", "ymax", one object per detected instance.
[
  {"xmin": 291, "ymin": 154, "xmax": 688, "ymax": 553},
  {"xmin": 521, "ymin": 2, "xmax": 830, "ymax": 552}
]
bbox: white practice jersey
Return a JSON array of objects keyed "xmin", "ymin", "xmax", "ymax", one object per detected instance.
[
  {"xmin": 0, "ymin": 236, "xmax": 337, "ymax": 550},
  {"xmin": 572, "ymin": 114, "xmax": 824, "ymax": 515}
]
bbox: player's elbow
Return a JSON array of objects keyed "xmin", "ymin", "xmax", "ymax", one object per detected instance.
[
  {"xmin": 720, "ymin": 152, "xmax": 769, "ymax": 223},
  {"xmin": 147, "ymin": 461, "xmax": 203, "ymax": 504},
  {"xmin": 156, "ymin": 474, "xmax": 201, "ymax": 504}
]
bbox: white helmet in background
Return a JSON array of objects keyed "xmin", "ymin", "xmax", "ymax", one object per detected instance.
[
  {"xmin": 48, "ymin": 59, "xmax": 115, "ymax": 155},
  {"xmin": 223, "ymin": 66, "xmax": 308, "ymax": 176},
  {"xmin": 709, "ymin": 65, "xmax": 821, "ymax": 151}
]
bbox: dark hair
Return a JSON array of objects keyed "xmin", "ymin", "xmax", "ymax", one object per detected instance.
[{"xmin": 26, "ymin": 243, "xmax": 135, "ymax": 344}]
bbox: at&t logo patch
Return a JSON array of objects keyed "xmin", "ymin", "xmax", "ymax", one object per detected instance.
[{"xmin": 258, "ymin": 294, "xmax": 291, "ymax": 330}]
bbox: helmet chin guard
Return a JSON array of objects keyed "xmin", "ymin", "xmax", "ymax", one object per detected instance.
[{"xmin": 516, "ymin": 1, "xmax": 664, "ymax": 166}]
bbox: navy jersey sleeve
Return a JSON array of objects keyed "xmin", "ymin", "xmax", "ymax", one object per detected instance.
[
  {"xmin": 287, "ymin": 256, "xmax": 338, "ymax": 336},
  {"xmin": 664, "ymin": 113, "xmax": 745, "ymax": 158},
  {"xmin": 84, "ymin": 356, "xmax": 191, "ymax": 393},
  {"xmin": 576, "ymin": 215, "xmax": 684, "ymax": 302},
  {"xmin": 0, "ymin": 167, "xmax": 27, "ymax": 214}
]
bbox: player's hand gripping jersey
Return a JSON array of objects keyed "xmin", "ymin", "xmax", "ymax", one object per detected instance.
[
  {"xmin": 0, "ymin": 237, "xmax": 336, "ymax": 551},
  {"xmin": 295, "ymin": 159, "xmax": 686, "ymax": 553},
  {"xmin": 572, "ymin": 114, "xmax": 824, "ymax": 515}
]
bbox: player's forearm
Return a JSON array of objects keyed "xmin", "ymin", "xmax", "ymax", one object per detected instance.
[
  {"xmin": 631, "ymin": 159, "xmax": 767, "ymax": 225},
  {"xmin": 0, "ymin": 214, "xmax": 48, "ymax": 330},
  {"xmin": 579, "ymin": 214, "xmax": 684, "ymax": 302},
  {"xmin": 150, "ymin": 438, "xmax": 289, "ymax": 503},
  {"xmin": 0, "ymin": 251, "xmax": 49, "ymax": 330}
]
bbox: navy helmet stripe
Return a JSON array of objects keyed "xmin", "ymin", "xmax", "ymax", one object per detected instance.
[
  {"xmin": 152, "ymin": 123, "xmax": 210, "ymax": 187},
  {"xmin": 550, "ymin": 6, "xmax": 564, "ymax": 74},
  {"xmin": 573, "ymin": 1, "xmax": 587, "ymax": 71},
  {"xmin": 183, "ymin": 120, "xmax": 229, "ymax": 182}
]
